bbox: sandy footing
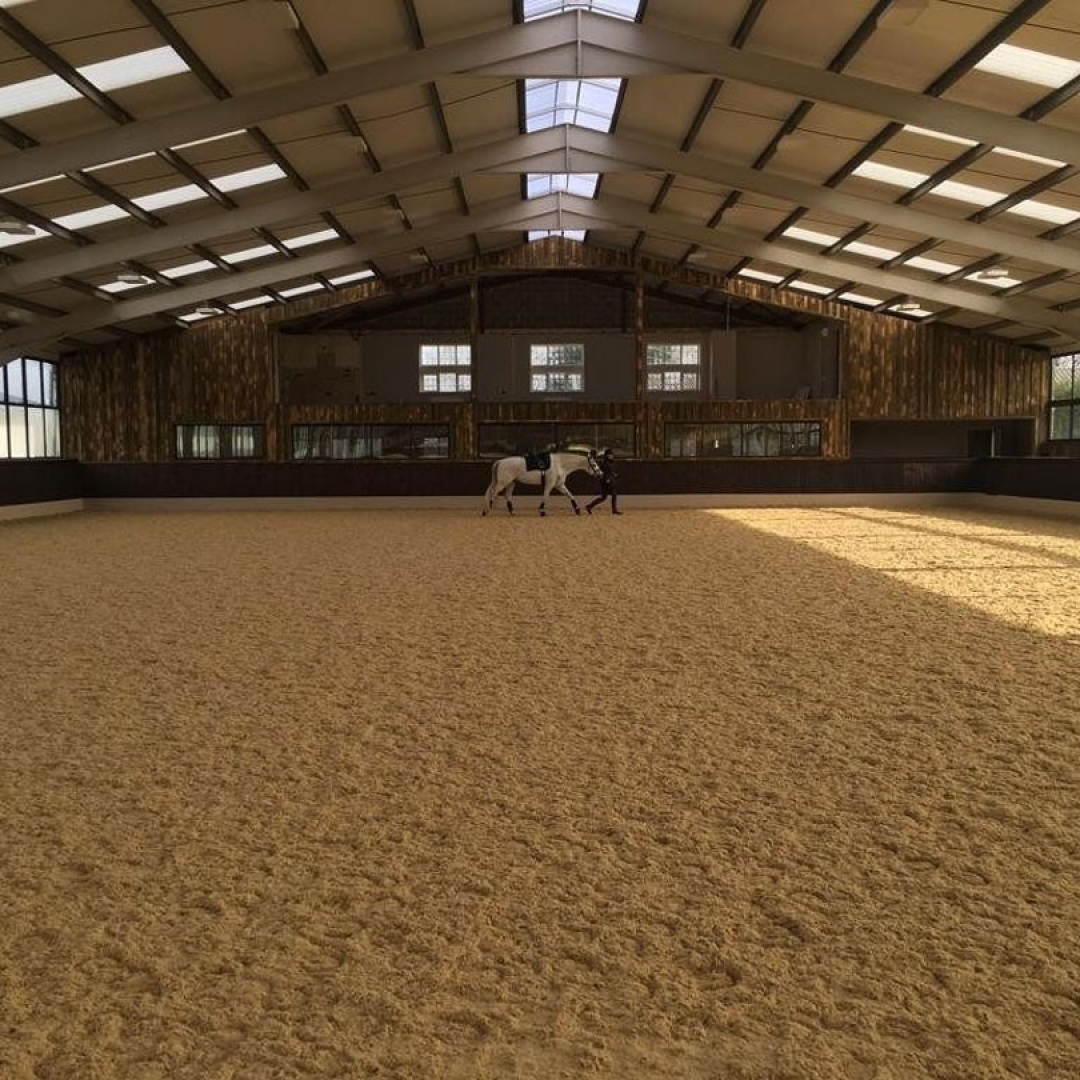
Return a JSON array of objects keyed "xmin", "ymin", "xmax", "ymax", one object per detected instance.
[{"xmin": 2, "ymin": 505, "xmax": 1079, "ymax": 1079}]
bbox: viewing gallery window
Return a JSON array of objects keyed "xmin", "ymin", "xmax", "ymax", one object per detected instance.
[
  {"xmin": 647, "ymin": 343, "xmax": 701, "ymax": 392},
  {"xmin": 292, "ymin": 424, "xmax": 450, "ymax": 460},
  {"xmin": 1050, "ymin": 353, "xmax": 1080, "ymax": 440},
  {"xmin": 478, "ymin": 422, "xmax": 633, "ymax": 458},
  {"xmin": 0, "ymin": 356, "xmax": 61, "ymax": 459},
  {"xmin": 419, "ymin": 344, "xmax": 472, "ymax": 394},
  {"xmin": 175, "ymin": 424, "xmax": 263, "ymax": 459},
  {"xmin": 530, "ymin": 343, "xmax": 584, "ymax": 393},
  {"xmin": 666, "ymin": 421, "xmax": 822, "ymax": 458}
]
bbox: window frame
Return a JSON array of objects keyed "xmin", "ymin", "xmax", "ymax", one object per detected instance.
[
  {"xmin": 174, "ymin": 422, "xmax": 264, "ymax": 460},
  {"xmin": 665, "ymin": 421, "xmax": 822, "ymax": 459},
  {"xmin": 529, "ymin": 342, "xmax": 585, "ymax": 394},
  {"xmin": 1049, "ymin": 353, "xmax": 1080, "ymax": 441},
  {"xmin": 646, "ymin": 342, "xmax": 702, "ymax": 394},
  {"xmin": 290, "ymin": 423, "xmax": 451, "ymax": 461},
  {"xmin": 418, "ymin": 343, "xmax": 472, "ymax": 395},
  {"xmin": 0, "ymin": 356, "xmax": 62, "ymax": 460}
]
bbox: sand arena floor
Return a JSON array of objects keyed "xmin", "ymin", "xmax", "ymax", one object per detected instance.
[{"xmin": 2, "ymin": 504, "xmax": 1080, "ymax": 1079}]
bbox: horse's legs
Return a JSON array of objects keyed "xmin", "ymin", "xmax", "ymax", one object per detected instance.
[
  {"xmin": 555, "ymin": 481, "xmax": 581, "ymax": 515},
  {"xmin": 482, "ymin": 480, "xmax": 498, "ymax": 516},
  {"xmin": 505, "ymin": 481, "xmax": 515, "ymax": 515},
  {"xmin": 539, "ymin": 475, "xmax": 554, "ymax": 516}
]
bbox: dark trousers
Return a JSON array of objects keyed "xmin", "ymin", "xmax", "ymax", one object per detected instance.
[{"xmin": 587, "ymin": 484, "xmax": 619, "ymax": 513}]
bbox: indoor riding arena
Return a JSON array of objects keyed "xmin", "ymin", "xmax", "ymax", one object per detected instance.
[{"xmin": 2, "ymin": 2, "xmax": 1080, "ymax": 1079}]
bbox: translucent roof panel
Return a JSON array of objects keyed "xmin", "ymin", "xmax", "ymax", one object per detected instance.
[
  {"xmin": 852, "ymin": 161, "xmax": 1080, "ymax": 226},
  {"xmin": 974, "ymin": 44, "xmax": 1080, "ymax": 89},
  {"xmin": 524, "ymin": 78, "xmax": 621, "ymax": 132},
  {"xmin": 529, "ymin": 230, "xmax": 587, "ymax": 241},
  {"xmin": 526, "ymin": 174, "xmax": 600, "ymax": 198},
  {"xmin": 0, "ymin": 47, "xmax": 189, "ymax": 120},
  {"xmin": 523, "ymin": 0, "xmax": 642, "ymax": 20}
]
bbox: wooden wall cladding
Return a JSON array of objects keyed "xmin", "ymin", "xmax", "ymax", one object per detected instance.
[{"xmin": 61, "ymin": 240, "xmax": 1048, "ymax": 463}]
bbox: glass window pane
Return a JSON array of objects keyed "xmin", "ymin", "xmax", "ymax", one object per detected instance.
[
  {"xmin": 44, "ymin": 408, "xmax": 60, "ymax": 457},
  {"xmin": 414, "ymin": 426, "xmax": 450, "ymax": 458},
  {"xmin": 0, "ymin": 405, "xmax": 8, "ymax": 458},
  {"xmin": 1051, "ymin": 356, "xmax": 1074, "ymax": 400},
  {"xmin": 292, "ymin": 426, "xmax": 311, "ymax": 460},
  {"xmin": 421, "ymin": 373, "xmax": 438, "ymax": 392},
  {"xmin": 9, "ymin": 404, "xmax": 27, "ymax": 456},
  {"xmin": 666, "ymin": 424, "xmax": 698, "ymax": 457},
  {"xmin": 26, "ymin": 407, "xmax": 45, "ymax": 457},
  {"xmin": 371, "ymin": 425, "xmax": 413, "ymax": 458},
  {"xmin": 24, "ymin": 359, "xmax": 43, "ymax": 405},
  {"xmin": 42, "ymin": 362, "xmax": 58, "ymax": 407},
  {"xmin": 1051, "ymin": 404, "xmax": 1072, "ymax": 439},
  {"xmin": 6, "ymin": 359, "xmax": 24, "ymax": 404}
]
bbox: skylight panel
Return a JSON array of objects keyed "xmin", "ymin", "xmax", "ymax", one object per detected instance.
[
  {"xmin": 853, "ymin": 161, "xmax": 1080, "ymax": 225},
  {"xmin": 213, "ymin": 164, "xmax": 287, "ymax": 194},
  {"xmin": 905, "ymin": 254, "xmax": 960, "ymax": 275},
  {"xmin": 162, "ymin": 259, "xmax": 217, "ymax": 279},
  {"xmin": 789, "ymin": 280, "xmax": 833, "ymax": 295},
  {"xmin": 524, "ymin": 78, "xmax": 621, "ymax": 132},
  {"xmin": 528, "ymin": 230, "xmax": 587, "ymax": 240},
  {"xmin": 523, "ymin": 0, "xmax": 641, "ymax": 20},
  {"xmin": 0, "ymin": 46, "xmax": 189, "ymax": 120},
  {"xmin": 782, "ymin": 226, "xmax": 838, "ymax": 246},
  {"xmin": 844, "ymin": 239, "xmax": 901, "ymax": 261},
  {"xmin": 284, "ymin": 229, "xmax": 339, "ymax": 249},
  {"xmin": 223, "ymin": 244, "xmax": 277, "ymax": 265},
  {"xmin": 279, "ymin": 282, "xmax": 326, "ymax": 298},
  {"xmin": 328, "ymin": 269, "xmax": 376, "ymax": 285},
  {"xmin": 902, "ymin": 125, "xmax": 1065, "ymax": 167},
  {"xmin": 56, "ymin": 204, "xmax": 130, "ymax": 230},
  {"xmin": 839, "ymin": 292, "xmax": 882, "ymax": 306},
  {"xmin": 229, "ymin": 296, "xmax": 275, "ymax": 310},
  {"xmin": 975, "ymin": 43, "xmax": 1080, "ymax": 89},
  {"xmin": 853, "ymin": 161, "xmax": 927, "ymax": 189},
  {"xmin": 738, "ymin": 268, "xmax": 785, "ymax": 283},
  {"xmin": 889, "ymin": 303, "xmax": 933, "ymax": 317},
  {"xmin": 526, "ymin": 173, "xmax": 599, "ymax": 198}
]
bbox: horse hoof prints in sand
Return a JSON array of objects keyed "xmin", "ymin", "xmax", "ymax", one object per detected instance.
[{"xmin": 482, "ymin": 450, "xmax": 601, "ymax": 516}]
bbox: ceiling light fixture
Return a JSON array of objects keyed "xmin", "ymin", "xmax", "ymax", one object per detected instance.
[
  {"xmin": 894, "ymin": 302, "xmax": 922, "ymax": 313},
  {"xmin": 194, "ymin": 305, "xmax": 221, "ymax": 317},
  {"xmin": 116, "ymin": 271, "xmax": 153, "ymax": 285},
  {"xmin": 0, "ymin": 217, "xmax": 36, "ymax": 235},
  {"xmin": 971, "ymin": 267, "xmax": 1009, "ymax": 280}
]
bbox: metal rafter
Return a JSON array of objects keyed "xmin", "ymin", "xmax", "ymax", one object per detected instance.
[
  {"xmin": 0, "ymin": 195, "xmax": 567, "ymax": 358},
  {"xmin": 549, "ymin": 192, "xmax": 1080, "ymax": 339}
]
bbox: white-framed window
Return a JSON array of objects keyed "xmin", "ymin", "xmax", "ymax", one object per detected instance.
[
  {"xmin": 419, "ymin": 344, "xmax": 472, "ymax": 394},
  {"xmin": 530, "ymin": 343, "xmax": 584, "ymax": 393},
  {"xmin": 647, "ymin": 343, "xmax": 701, "ymax": 392}
]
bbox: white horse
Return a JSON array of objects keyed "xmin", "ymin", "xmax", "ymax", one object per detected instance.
[{"xmin": 482, "ymin": 450, "xmax": 601, "ymax": 516}]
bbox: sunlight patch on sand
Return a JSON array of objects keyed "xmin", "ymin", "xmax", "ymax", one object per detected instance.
[{"xmin": 710, "ymin": 506, "xmax": 1080, "ymax": 641}]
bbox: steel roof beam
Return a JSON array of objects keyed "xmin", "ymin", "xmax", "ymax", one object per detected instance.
[
  {"xmin": 0, "ymin": 196, "xmax": 564, "ymax": 359},
  {"xmin": 553, "ymin": 193, "xmax": 1080, "ymax": 340},
  {"xmin": 0, "ymin": 129, "xmax": 570, "ymax": 292}
]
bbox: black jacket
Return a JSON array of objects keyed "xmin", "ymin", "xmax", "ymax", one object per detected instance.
[{"xmin": 598, "ymin": 457, "xmax": 618, "ymax": 488}]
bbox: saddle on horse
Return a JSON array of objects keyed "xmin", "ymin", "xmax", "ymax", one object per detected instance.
[{"xmin": 524, "ymin": 451, "xmax": 551, "ymax": 473}]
